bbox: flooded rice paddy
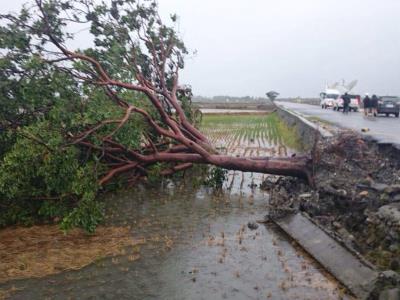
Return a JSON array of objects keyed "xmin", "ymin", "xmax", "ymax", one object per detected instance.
[{"xmin": 1, "ymin": 113, "xmax": 351, "ymax": 299}]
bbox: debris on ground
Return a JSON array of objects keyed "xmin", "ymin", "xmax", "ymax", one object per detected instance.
[
  {"xmin": 247, "ymin": 221, "xmax": 259, "ymax": 230},
  {"xmin": 0, "ymin": 225, "xmax": 143, "ymax": 283},
  {"xmin": 0, "ymin": 286, "xmax": 23, "ymax": 300},
  {"xmin": 263, "ymin": 131, "xmax": 400, "ymax": 276}
]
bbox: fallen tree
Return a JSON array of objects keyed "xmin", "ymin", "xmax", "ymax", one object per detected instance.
[{"xmin": 0, "ymin": 0, "xmax": 311, "ymax": 231}]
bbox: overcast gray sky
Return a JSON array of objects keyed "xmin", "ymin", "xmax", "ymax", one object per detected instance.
[{"xmin": 3, "ymin": 0, "xmax": 400, "ymax": 97}]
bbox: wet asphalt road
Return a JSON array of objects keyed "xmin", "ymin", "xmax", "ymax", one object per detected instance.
[{"xmin": 277, "ymin": 101, "xmax": 400, "ymax": 148}]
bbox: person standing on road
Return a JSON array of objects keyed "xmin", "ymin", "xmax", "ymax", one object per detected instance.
[
  {"xmin": 342, "ymin": 93, "xmax": 351, "ymax": 114},
  {"xmin": 371, "ymin": 95, "xmax": 379, "ymax": 117},
  {"xmin": 363, "ymin": 93, "xmax": 371, "ymax": 116}
]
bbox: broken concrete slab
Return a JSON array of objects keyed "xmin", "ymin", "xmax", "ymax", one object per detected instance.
[{"xmin": 271, "ymin": 213, "xmax": 379, "ymax": 299}]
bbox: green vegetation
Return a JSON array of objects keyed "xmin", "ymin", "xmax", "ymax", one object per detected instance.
[
  {"xmin": 204, "ymin": 167, "xmax": 228, "ymax": 189},
  {"xmin": 267, "ymin": 113, "xmax": 304, "ymax": 150},
  {"xmin": 0, "ymin": 0, "xmax": 303, "ymax": 233},
  {"xmin": 199, "ymin": 113, "xmax": 304, "ymax": 190},
  {"xmin": 201, "ymin": 113, "xmax": 303, "ymax": 152},
  {"xmin": 0, "ymin": 76, "xmax": 152, "ymax": 232},
  {"xmin": 202, "ymin": 114, "xmax": 263, "ymax": 126},
  {"xmin": 0, "ymin": 0, "xmax": 190, "ymax": 232}
]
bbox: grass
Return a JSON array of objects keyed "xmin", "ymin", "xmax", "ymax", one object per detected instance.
[
  {"xmin": 267, "ymin": 113, "xmax": 304, "ymax": 150},
  {"xmin": 201, "ymin": 113, "xmax": 269, "ymax": 126}
]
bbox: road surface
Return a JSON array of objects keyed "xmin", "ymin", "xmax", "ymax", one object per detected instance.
[{"xmin": 277, "ymin": 101, "xmax": 400, "ymax": 149}]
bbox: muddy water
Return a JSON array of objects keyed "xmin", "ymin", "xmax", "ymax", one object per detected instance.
[{"xmin": 3, "ymin": 114, "xmax": 351, "ymax": 299}]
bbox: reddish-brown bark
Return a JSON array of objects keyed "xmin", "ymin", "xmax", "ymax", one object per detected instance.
[{"xmin": 33, "ymin": 0, "xmax": 312, "ymax": 187}]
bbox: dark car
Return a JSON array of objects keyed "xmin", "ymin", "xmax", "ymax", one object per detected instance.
[{"xmin": 377, "ymin": 96, "xmax": 400, "ymax": 117}]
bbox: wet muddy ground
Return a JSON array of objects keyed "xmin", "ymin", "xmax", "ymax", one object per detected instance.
[{"xmin": 1, "ymin": 114, "xmax": 352, "ymax": 299}]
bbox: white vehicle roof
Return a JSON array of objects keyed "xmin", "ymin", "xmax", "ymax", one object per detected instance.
[{"xmin": 324, "ymin": 89, "xmax": 340, "ymax": 95}]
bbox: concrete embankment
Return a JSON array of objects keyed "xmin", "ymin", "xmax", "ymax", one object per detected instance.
[
  {"xmin": 275, "ymin": 104, "xmax": 332, "ymax": 148},
  {"xmin": 272, "ymin": 213, "xmax": 378, "ymax": 299}
]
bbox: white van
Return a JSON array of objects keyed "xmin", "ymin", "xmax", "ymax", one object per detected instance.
[
  {"xmin": 320, "ymin": 89, "xmax": 340, "ymax": 109},
  {"xmin": 333, "ymin": 94, "xmax": 361, "ymax": 112}
]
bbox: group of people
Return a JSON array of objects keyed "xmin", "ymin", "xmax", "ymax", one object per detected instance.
[{"xmin": 363, "ymin": 93, "xmax": 379, "ymax": 117}]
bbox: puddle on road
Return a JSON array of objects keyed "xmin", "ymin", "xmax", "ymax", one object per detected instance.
[{"xmin": 1, "ymin": 114, "xmax": 352, "ymax": 299}]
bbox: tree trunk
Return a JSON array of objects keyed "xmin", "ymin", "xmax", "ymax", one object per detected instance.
[{"xmin": 27, "ymin": 0, "xmax": 313, "ymax": 188}]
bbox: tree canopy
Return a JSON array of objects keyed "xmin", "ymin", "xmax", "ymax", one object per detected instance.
[{"xmin": 0, "ymin": 0, "xmax": 310, "ymax": 232}]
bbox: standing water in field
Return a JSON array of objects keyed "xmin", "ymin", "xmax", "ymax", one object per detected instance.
[{"xmin": 2, "ymin": 113, "xmax": 352, "ymax": 299}]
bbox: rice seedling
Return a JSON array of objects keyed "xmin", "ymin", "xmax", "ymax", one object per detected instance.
[
  {"xmin": 201, "ymin": 113, "xmax": 303, "ymax": 156},
  {"xmin": 200, "ymin": 112, "xmax": 304, "ymax": 191}
]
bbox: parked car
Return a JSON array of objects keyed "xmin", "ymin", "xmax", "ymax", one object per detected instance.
[
  {"xmin": 377, "ymin": 96, "xmax": 400, "ymax": 117},
  {"xmin": 320, "ymin": 89, "xmax": 340, "ymax": 109},
  {"xmin": 333, "ymin": 94, "xmax": 360, "ymax": 112}
]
